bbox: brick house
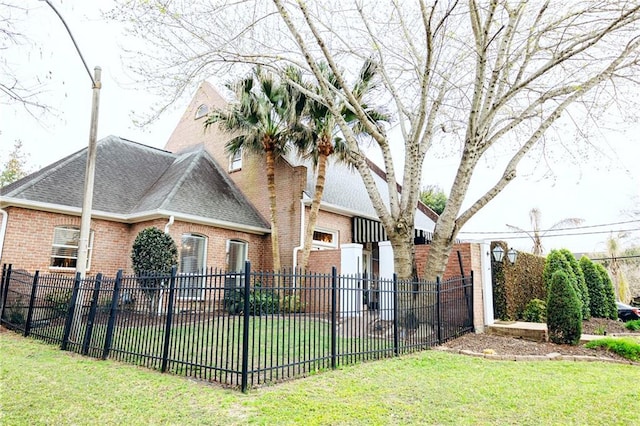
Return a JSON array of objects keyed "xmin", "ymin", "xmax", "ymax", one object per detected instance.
[
  {"xmin": 0, "ymin": 81, "xmax": 439, "ymax": 279},
  {"xmin": 0, "ymin": 81, "xmax": 494, "ymax": 330}
]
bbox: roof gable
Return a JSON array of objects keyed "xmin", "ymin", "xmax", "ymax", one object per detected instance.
[{"xmin": 1, "ymin": 136, "xmax": 269, "ymax": 231}]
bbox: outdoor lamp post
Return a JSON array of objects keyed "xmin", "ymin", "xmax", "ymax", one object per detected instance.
[{"xmin": 506, "ymin": 248, "xmax": 518, "ymax": 265}]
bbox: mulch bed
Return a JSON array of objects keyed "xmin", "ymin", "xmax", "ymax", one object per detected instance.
[{"xmin": 438, "ymin": 318, "xmax": 639, "ymax": 364}]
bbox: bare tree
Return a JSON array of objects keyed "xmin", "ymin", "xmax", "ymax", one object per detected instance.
[
  {"xmin": 0, "ymin": 1, "xmax": 50, "ymax": 115},
  {"xmin": 506, "ymin": 207, "xmax": 583, "ymax": 256},
  {"xmin": 112, "ymin": 1, "xmax": 640, "ymax": 280}
]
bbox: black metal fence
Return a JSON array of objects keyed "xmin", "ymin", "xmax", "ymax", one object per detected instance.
[{"xmin": 0, "ymin": 263, "xmax": 474, "ymax": 392}]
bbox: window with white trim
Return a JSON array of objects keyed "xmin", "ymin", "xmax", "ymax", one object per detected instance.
[
  {"xmin": 194, "ymin": 104, "xmax": 209, "ymax": 119},
  {"xmin": 226, "ymin": 239, "xmax": 248, "ymax": 287},
  {"xmin": 179, "ymin": 234, "xmax": 207, "ymax": 299},
  {"xmin": 229, "ymin": 148, "xmax": 242, "ymax": 171},
  {"xmin": 50, "ymin": 226, "xmax": 93, "ymax": 270},
  {"xmin": 312, "ymin": 228, "xmax": 338, "ymax": 249}
]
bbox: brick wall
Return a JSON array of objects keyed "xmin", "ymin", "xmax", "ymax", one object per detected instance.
[
  {"xmin": 1, "ymin": 207, "xmax": 270, "ymax": 276},
  {"xmin": 164, "ymin": 82, "xmax": 229, "ymax": 156},
  {"xmin": 162, "ymin": 82, "xmax": 309, "ymax": 271},
  {"xmin": 415, "ymin": 242, "xmax": 485, "ymax": 330}
]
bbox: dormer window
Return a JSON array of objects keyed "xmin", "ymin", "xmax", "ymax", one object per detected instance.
[{"xmin": 194, "ymin": 104, "xmax": 209, "ymax": 119}]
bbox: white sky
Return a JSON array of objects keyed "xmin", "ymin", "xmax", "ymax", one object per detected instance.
[{"xmin": 3, "ymin": 1, "xmax": 639, "ymax": 255}]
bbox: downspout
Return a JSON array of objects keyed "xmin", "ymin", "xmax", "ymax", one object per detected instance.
[
  {"xmin": 292, "ymin": 198, "xmax": 306, "ymax": 271},
  {"xmin": 159, "ymin": 215, "xmax": 174, "ymax": 316},
  {"xmin": 0, "ymin": 208, "xmax": 7, "ymax": 262},
  {"xmin": 164, "ymin": 215, "xmax": 175, "ymax": 234}
]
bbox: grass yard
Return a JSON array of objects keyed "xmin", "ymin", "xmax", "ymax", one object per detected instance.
[
  {"xmin": 2, "ymin": 331, "xmax": 638, "ymax": 425},
  {"xmin": 28, "ymin": 314, "xmax": 395, "ymax": 386}
]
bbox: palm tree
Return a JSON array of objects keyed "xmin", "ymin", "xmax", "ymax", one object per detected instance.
[
  {"xmin": 606, "ymin": 234, "xmax": 630, "ymax": 303},
  {"xmin": 206, "ymin": 68, "xmax": 299, "ymax": 272},
  {"xmin": 506, "ymin": 208, "xmax": 584, "ymax": 256},
  {"xmin": 288, "ymin": 60, "xmax": 388, "ymax": 271}
]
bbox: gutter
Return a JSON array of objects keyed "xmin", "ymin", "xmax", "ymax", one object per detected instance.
[{"xmin": 0, "ymin": 198, "xmax": 271, "ymax": 235}]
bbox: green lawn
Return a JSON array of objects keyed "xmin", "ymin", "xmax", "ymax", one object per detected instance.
[
  {"xmin": 2, "ymin": 332, "xmax": 638, "ymax": 425},
  {"xmin": 29, "ymin": 315, "xmax": 395, "ymax": 385}
]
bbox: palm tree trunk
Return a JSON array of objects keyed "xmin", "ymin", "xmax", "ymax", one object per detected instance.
[
  {"xmin": 265, "ymin": 151, "xmax": 281, "ymax": 272},
  {"xmin": 300, "ymin": 153, "xmax": 328, "ymax": 271}
]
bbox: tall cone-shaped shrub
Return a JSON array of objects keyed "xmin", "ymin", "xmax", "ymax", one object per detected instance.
[
  {"xmin": 546, "ymin": 270, "xmax": 582, "ymax": 345},
  {"xmin": 560, "ymin": 249, "xmax": 590, "ymax": 319},
  {"xmin": 595, "ymin": 263, "xmax": 618, "ymax": 320},
  {"xmin": 543, "ymin": 250, "xmax": 583, "ymax": 318},
  {"xmin": 580, "ymin": 256, "xmax": 607, "ymax": 318}
]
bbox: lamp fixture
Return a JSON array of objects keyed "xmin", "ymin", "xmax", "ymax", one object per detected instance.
[
  {"xmin": 507, "ymin": 248, "xmax": 518, "ymax": 264},
  {"xmin": 491, "ymin": 245, "xmax": 504, "ymax": 262}
]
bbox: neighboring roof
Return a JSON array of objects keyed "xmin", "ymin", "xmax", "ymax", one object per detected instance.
[
  {"xmin": 1, "ymin": 136, "xmax": 270, "ymax": 233},
  {"xmin": 291, "ymin": 153, "xmax": 438, "ymax": 231}
]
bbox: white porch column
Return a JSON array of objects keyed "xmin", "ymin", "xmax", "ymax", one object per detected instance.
[
  {"xmin": 378, "ymin": 241, "xmax": 394, "ymax": 321},
  {"xmin": 340, "ymin": 243, "xmax": 363, "ymax": 317},
  {"xmin": 481, "ymin": 241, "xmax": 495, "ymax": 327}
]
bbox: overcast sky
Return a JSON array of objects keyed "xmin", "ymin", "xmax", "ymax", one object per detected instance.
[{"xmin": 3, "ymin": 0, "xmax": 639, "ymax": 255}]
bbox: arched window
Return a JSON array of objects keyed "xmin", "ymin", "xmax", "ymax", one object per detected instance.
[
  {"xmin": 194, "ymin": 104, "xmax": 209, "ymax": 119},
  {"xmin": 50, "ymin": 226, "xmax": 94, "ymax": 270}
]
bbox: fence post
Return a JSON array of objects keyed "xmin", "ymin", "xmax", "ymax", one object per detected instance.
[
  {"xmin": 330, "ymin": 266, "xmax": 337, "ymax": 369},
  {"xmin": 82, "ymin": 273, "xmax": 103, "ymax": 356},
  {"xmin": 161, "ymin": 266, "xmax": 178, "ymax": 373},
  {"xmin": 102, "ymin": 270, "xmax": 123, "ymax": 360},
  {"xmin": 240, "ymin": 261, "xmax": 251, "ymax": 393},
  {"xmin": 392, "ymin": 274, "xmax": 399, "ymax": 356},
  {"xmin": 0, "ymin": 264, "xmax": 13, "ymax": 322},
  {"xmin": 24, "ymin": 271, "xmax": 40, "ymax": 337},
  {"xmin": 0, "ymin": 264, "xmax": 7, "ymax": 317},
  {"xmin": 456, "ymin": 250, "xmax": 465, "ymax": 276},
  {"xmin": 436, "ymin": 276, "xmax": 442, "ymax": 344},
  {"xmin": 61, "ymin": 273, "xmax": 82, "ymax": 351},
  {"xmin": 468, "ymin": 271, "xmax": 475, "ymax": 328}
]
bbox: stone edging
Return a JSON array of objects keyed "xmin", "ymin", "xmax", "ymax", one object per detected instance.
[{"xmin": 434, "ymin": 346, "xmax": 639, "ymax": 366}]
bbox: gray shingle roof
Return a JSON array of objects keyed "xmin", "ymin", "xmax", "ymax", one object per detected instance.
[
  {"xmin": 289, "ymin": 153, "xmax": 437, "ymax": 230},
  {"xmin": 1, "ymin": 136, "xmax": 269, "ymax": 231}
]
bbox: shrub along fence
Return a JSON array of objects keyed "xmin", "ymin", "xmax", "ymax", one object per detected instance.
[{"xmin": 1, "ymin": 263, "xmax": 473, "ymax": 392}]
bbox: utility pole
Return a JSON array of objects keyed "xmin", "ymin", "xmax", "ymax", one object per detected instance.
[
  {"xmin": 41, "ymin": 0, "xmax": 102, "ymax": 342},
  {"xmin": 76, "ymin": 67, "xmax": 101, "ymax": 277}
]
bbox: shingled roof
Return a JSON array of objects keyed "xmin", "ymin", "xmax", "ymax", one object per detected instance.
[
  {"xmin": 294, "ymin": 154, "xmax": 438, "ymax": 231},
  {"xmin": 0, "ymin": 136, "xmax": 270, "ymax": 233}
]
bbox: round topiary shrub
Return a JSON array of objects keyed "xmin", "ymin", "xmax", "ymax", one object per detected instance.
[
  {"xmin": 131, "ymin": 227, "xmax": 178, "ymax": 313},
  {"xmin": 546, "ymin": 270, "xmax": 582, "ymax": 345}
]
